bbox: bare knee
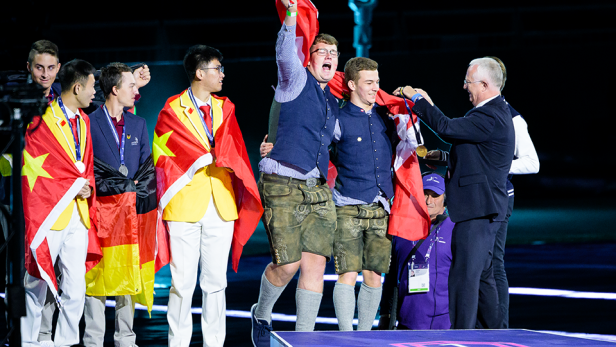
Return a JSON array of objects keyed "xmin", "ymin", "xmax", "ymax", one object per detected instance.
[
  {"xmin": 297, "ymin": 252, "xmax": 327, "ymax": 292},
  {"xmin": 337, "ymin": 272, "xmax": 358, "ymax": 286},
  {"xmin": 265, "ymin": 261, "xmax": 300, "ymax": 287},
  {"xmin": 362, "ymin": 270, "xmax": 382, "ymax": 288}
]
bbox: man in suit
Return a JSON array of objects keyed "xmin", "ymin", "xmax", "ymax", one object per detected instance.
[
  {"xmin": 85, "ymin": 62, "xmax": 151, "ymax": 347},
  {"xmin": 395, "ymin": 57, "xmax": 514, "ymax": 329}
]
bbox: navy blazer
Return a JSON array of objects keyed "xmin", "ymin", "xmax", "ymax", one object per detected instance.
[
  {"xmin": 89, "ymin": 106, "xmax": 151, "ymax": 179},
  {"xmin": 412, "ymin": 97, "xmax": 514, "ymax": 223}
]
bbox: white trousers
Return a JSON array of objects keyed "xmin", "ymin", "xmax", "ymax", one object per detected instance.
[
  {"xmin": 83, "ymin": 294, "xmax": 136, "ymax": 347},
  {"xmin": 166, "ymin": 196, "xmax": 234, "ymax": 347},
  {"xmin": 21, "ymin": 204, "xmax": 88, "ymax": 347}
]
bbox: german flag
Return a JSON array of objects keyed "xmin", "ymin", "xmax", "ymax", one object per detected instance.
[{"xmin": 85, "ymin": 156, "xmax": 157, "ymax": 312}]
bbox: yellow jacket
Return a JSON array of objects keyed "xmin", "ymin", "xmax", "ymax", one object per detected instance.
[
  {"xmin": 42, "ymin": 100, "xmax": 90, "ymax": 230},
  {"xmin": 162, "ymin": 92, "xmax": 238, "ymax": 223}
]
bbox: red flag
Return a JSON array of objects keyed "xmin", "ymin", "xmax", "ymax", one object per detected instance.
[
  {"xmin": 154, "ymin": 91, "xmax": 263, "ymax": 272},
  {"xmin": 22, "ymin": 101, "xmax": 98, "ymax": 299},
  {"xmin": 276, "ymin": 0, "xmax": 319, "ymax": 67},
  {"xmin": 328, "ymin": 72, "xmax": 431, "ymax": 241}
]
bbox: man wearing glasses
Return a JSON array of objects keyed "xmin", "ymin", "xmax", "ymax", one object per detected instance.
[
  {"xmin": 395, "ymin": 58, "xmax": 514, "ymax": 329},
  {"xmin": 154, "ymin": 45, "xmax": 261, "ymax": 346},
  {"xmin": 251, "ymin": 0, "xmax": 340, "ymax": 344}
]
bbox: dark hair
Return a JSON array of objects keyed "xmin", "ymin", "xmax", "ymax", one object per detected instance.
[
  {"xmin": 183, "ymin": 45, "xmax": 223, "ymax": 82},
  {"xmin": 100, "ymin": 62, "xmax": 133, "ymax": 99},
  {"xmin": 28, "ymin": 40, "xmax": 59, "ymax": 65},
  {"xmin": 57, "ymin": 59, "xmax": 96, "ymax": 93}
]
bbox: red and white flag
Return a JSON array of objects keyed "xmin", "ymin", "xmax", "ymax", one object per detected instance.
[{"xmin": 275, "ymin": 0, "xmax": 319, "ymax": 67}]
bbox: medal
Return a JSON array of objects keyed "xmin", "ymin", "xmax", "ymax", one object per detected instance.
[
  {"xmin": 416, "ymin": 145, "xmax": 428, "ymax": 157},
  {"xmin": 400, "ymin": 93, "xmax": 425, "ymax": 155},
  {"xmin": 75, "ymin": 161, "xmax": 85, "ymax": 173},
  {"xmin": 103, "ymin": 105, "xmax": 129, "ymax": 176},
  {"xmin": 119, "ymin": 164, "xmax": 128, "ymax": 176}
]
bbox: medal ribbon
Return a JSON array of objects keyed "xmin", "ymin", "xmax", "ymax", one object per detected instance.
[
  {"xmin": 102, "ymin": 105, "xmax": 126, "ymax": 167},
  {"xmin": 187, "ymin": 87, "xmax": 215, "ymax": 147},
  {"xmin": 57, "ymin": 97, "xmax": 81, "ymax": 162},
  {"xmin": 400, "ymin": 93, "xmax": 423, "ymax": 149}
]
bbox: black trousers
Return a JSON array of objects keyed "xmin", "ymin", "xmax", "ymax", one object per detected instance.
[
  {"xmin": 448, "ymin": 218, "xmax": 500, "ymax": 329},
  {"xmin": 493, "ymin": 196, "xmax": 514, "ymax": 328}
]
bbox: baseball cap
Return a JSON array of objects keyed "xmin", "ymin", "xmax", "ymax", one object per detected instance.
[{"xmin": 422, "ymin": 173, "xmax": 445, "ymax": 195}]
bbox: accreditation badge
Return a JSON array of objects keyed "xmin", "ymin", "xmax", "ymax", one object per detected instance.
[{"xmin": 408, "ymin": 262, "xmax": 429, "ymax": 293}]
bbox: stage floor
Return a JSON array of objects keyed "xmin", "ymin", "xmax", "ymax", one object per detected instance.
[{"xmin": 272, "ymin": 329, "xmax": 616, "ymax": 346}]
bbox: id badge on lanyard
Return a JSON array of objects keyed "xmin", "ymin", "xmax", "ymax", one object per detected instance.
[{"xmin": 408, "ymin": 255, "xmax": 429, "ymax": 293}]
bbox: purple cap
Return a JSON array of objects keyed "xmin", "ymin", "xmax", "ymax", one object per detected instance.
[{"xmin": 422, "ymin": 173, "xmax": 445, "ymax": 195}]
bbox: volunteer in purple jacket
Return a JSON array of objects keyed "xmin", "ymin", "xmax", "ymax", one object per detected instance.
[{"xmin": 379, "ymin": 172, "xmax": 455, "ymax": 330}]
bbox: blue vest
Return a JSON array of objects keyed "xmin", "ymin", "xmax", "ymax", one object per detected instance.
[
  {"xmin": 333, "ymin": 102, "xmax": 394, "ymax": 203},
  {"xmin": 268, "ymin": 69, "xmax": 338, "ymax": 177}
]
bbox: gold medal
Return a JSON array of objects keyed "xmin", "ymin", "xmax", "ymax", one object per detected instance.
[{"xmin": 416, "ymin": 145, "xmax": 428, "ymax": 158}]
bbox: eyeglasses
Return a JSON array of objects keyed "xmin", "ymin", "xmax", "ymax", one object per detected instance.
[
  {"xmin": 463, "ymin": 79, "xmax": 483, "ymax": 86},
  {"xmin": 310, "ymin": 48, "xmax": 340, "ymax": 57},
  {"xmin": 201, "ymin": 66, "xmax": 224, "ymax": 74}
]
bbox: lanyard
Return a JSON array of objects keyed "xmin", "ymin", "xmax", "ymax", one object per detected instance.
[
  {"xmin": 400, "ymin": 93, "xmax": 423, "ymax": 148},
  {"xmin": 57, "ymin": 97, "xmax": 81, "ymax": 162},
  {"xmin": 102, "ymin": 105, "xmax": 126, "ymax": 167},
  {"xmin": 187, "ymin": 87, "xmax": 214, "ymax": 146},
  {"xmin": 412, "ymin": 225, "xmax": 441, "ymax": 264}
]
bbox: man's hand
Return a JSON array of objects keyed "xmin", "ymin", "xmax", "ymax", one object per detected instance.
[
  {"xmin": 393, "ymin": 86, "xmax": 435, "ymax": 106},
  {"xmin": 260, "ymin": 135, "xmax": 274, "ymax": 158},
  {"xmin": 134, "ymin": 65, "xmax": 151, "ymax": 89},
  {"xmin": 77, "ymin": 179, "xmax": 92, "ymax": 199},
  {"xmin": 424, "ymin": 150, "xmax": 441, "ymax": 170},
  {"xmin": 280, "ymin": 0, "xmax": 298, "ymax": 26}
]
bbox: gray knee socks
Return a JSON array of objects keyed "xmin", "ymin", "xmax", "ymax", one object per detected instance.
[
  {"xmin": 333, "ymin": 282, "xmax": 356, "ymax": 331},
  {"xmin": 357, "ymin": 282, "xmax": 382, "ymax": 331},
  {"xmin": 295, "ymin": 288, "xmax": 323, "ymax": 331},
  {"xmin": 255, "ymin": 272, "xmax": 287, "ymax": 324}
]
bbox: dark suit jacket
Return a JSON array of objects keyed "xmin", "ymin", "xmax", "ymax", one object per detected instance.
[
  {"xmin": 412, "ymin": 97, "xmax": 514, "ymax": 223},
  {"xmin": 89, "ymin": 106, "xmax": 151, "ymax": 179}
]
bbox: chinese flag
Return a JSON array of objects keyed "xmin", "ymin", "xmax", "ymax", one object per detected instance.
[
  {"xmin": 22, "ymin": 103, "xmax": 98, "ymax": 300},
  {"xmin": 154, "ymin": 91, "xmax": 262, "ymax": 272}
]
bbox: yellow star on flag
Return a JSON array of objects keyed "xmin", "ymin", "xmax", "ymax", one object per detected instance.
[
  {"xmin": 22, "ymin": 150, "xmax": 53, "ymax": 192},
  {"xmin": 153, "ymin": 130, "xmax": 176, "ymax": 165}
]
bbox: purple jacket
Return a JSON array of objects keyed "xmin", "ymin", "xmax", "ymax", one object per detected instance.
[{"xmin": 388, "ymin": 214, "xmax": 454, "ymax": 330}]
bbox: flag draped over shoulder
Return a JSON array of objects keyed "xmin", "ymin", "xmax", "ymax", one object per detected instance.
[
  {"xmin": 85, "ymin": 156, "xmax": 157, "ymax": 312},
  {"xmin": 276, "ymin": 0, "xmax": 319, "ymax": 67},
  {"xmin": 22, "ymin": 103, "xmax": 99, "ymax": 300},
  {"xmin": 154, "ymin": 91, "xmax": 262, "ymax": 272},
  {"xmin": 328, "ymin": 72, "xmax": 431, "ymax": 241}
]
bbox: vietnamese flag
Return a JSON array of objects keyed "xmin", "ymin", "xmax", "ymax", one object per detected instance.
[
  {"xmin": 276, "ymin": 0, "xmax": 319, "ymax": 67},
  {"xmin": 22, "ymin": 101, "xmax": 99, "ymax": 300},
  {"xmin": 328, "ymin": 71, "xmax": 431, "ymax": 241},
  {"xmin": 84, "ymin": 156, "xmax": 157, "ymax": 313},
  {"xmin": 154, "ymin": 90, "xmax": 263, "ymax": 272}
]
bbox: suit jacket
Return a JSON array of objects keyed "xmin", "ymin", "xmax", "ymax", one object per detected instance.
[
  {"xmin": 412, "ymin": 97, "xmax": 514, "ymax": 223},
  {"xmin": 89, "ymin": 106, "xmax": 151, "ymax": 179}
]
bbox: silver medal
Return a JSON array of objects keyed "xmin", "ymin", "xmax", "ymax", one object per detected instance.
[
  {"xmin": 75, "ymin": 161, "xmax": 85, "ymax": 173},
  {"xmin": 119, "ymin": 164, "xmax": 128, "ymax": 176}
]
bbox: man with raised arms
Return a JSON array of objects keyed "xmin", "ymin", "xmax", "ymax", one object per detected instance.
[{"xmin": 251, "ymin": 0, "xmax": 340, "ymax": 344}]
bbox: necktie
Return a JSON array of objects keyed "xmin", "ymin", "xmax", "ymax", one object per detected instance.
[{"xmin": 199, "ymin": 105, "xmax": 213, "ymax": 137}]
